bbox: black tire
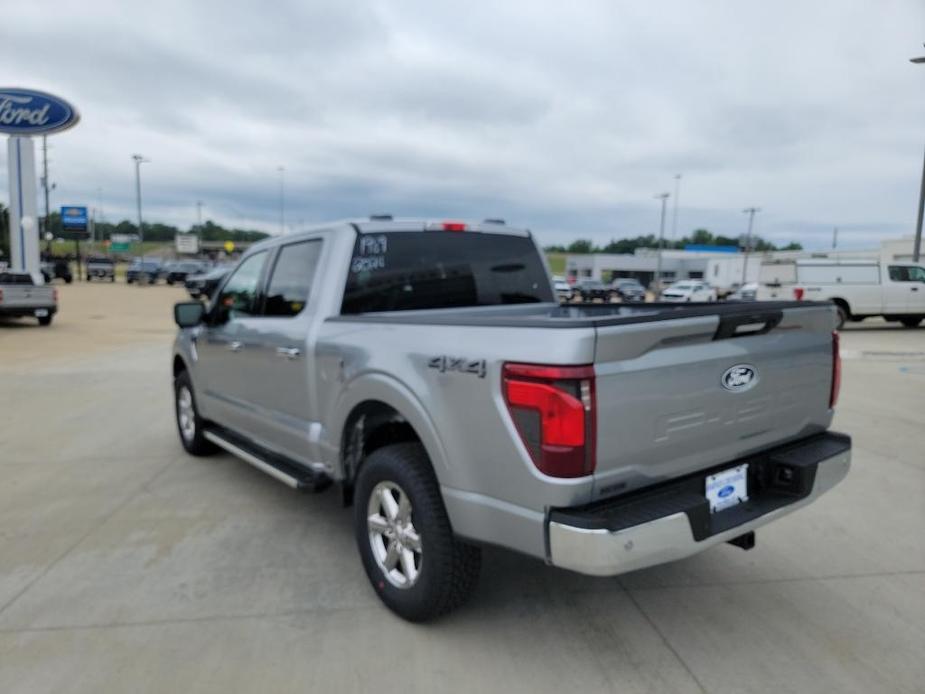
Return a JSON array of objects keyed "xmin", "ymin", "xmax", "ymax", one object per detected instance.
[
  {"xmin": 37, "ymin": 315, "xmax": 53, "ymax": 326},
  {"xmin": 173, "ymin": 370, "xmax": 218, "ymax": 456},
  {"xmin": 110, "ymin": 275, "xmax": 116, "ymax": 283},
  {"xmin": 835, "ymin": 305, "xmax": 848, "ymax": 330},
  {"xmin": 900, "ymin": 317, "xmax": 922, "ymax": 328},
  {"xmin": 354, "ymin": 442, "xmax": 481, "ymax": 622}
]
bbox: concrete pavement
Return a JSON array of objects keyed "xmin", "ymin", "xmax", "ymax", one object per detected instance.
[{"xmin": 1, "ymin": 284, "xmax": 923, "ymax": 693}]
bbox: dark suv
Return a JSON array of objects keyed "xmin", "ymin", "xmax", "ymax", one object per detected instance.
[
  {"xmin": 576, "ymin": 278, "xmax": 610, "ymax": 302},
  {"xmin": 611, "ymin": 277, "xmax": 646, "ymax": 302},
  {"xmin": 126, "ymin": 258, "xmax": 164, "ymax": 284},
  {"xmin": 165, "ymin": 260, "xmax": 210, "ymax": 285}
]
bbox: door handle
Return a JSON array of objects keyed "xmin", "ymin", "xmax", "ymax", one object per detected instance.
[
  {"xmin": 228, "ymin": 341, "xmax": 243, "ymax": 352},
  {"xmin": 911, "ymin": 286, "xmax": 919, "ymax": 292},
  {"xmin": 276, "ymin": 347, "xmax": 301, "ymax": 360}
]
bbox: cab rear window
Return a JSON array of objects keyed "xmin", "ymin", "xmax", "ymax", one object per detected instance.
[{"xmin": 341, "ymin": 231, "xmax": 552, "ymax": 314}]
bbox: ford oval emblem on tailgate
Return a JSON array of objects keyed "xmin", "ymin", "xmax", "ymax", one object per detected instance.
[{"xmin": 722, "ymin": 364, "xmax": 758, "ymax": 392}]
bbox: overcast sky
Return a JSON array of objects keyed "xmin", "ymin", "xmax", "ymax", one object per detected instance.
[{"xmin": 2, "ymin": 0, "xmax": 924, "ymax": 250}]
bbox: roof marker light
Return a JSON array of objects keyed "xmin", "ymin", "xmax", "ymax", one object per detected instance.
[{"xmin": 441, "ymin": 221, "xmax": 467, "ymax": 232}]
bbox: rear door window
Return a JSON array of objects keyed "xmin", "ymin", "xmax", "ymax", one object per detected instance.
[
  {"xmin": 342, "ymin": 231, "xmax": 553, "ymax": 314},
  {"xmin": 264, "ymin": 239, "xmax": 323, "ymax": 317}
]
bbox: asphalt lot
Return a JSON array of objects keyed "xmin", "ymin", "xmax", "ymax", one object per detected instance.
[{"xmin": 1, "ymin": 283, "xmax": 923, "ymax": 694}]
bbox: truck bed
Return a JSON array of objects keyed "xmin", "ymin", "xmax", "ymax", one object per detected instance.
[{"xmin": 327, "ymin": 299, "xmax": 825, "ymax": 328}]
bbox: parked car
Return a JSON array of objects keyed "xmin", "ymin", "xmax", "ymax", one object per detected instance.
[
  {"xmin": 660, "ymin": 280, "xmax": 717, "ymax": 302},
  {"xmin": 728, "ymin": 282, "xmax": 758, "ymax": 301},
  {"xmin": 553, "ymin": 275, "xmax": 573, "ymax": 301},
  {"xmin": 575, "ymin": 278, "xmax": 610, "ymax": 302},
  {"xmin": 171, "ymin": 217, "xmax": 850, "ymax": 622},
  {"xmin": 610, "ymin": 277, "xmax": 646, "ymax": 302},
  {"xmin": 184, "ymin": 264, "xmax": 231, "ymax": 299},
  {"xmin": 0, "ymin": 271, "xmax": 57, "ymax": 325},
  {"xmin": 85, "ymin": 256, "xmax": 116, "ymax": 282},
  {"xmin": 164, "ymin": 260, "xmax": 210, "ymax": 285},
  {"xmin": 757, "ymin": 259, "xmax": 925, "ymax": 329},
  {"xmin": 40, "ymin": 258, "xmax": 73, "ymax": 284},
  {"xmin": 126, "ymin": 258, "xmax": 164, "ymax": 284}
]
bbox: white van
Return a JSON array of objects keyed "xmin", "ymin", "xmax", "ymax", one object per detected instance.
[{"xmin": 757, "ymin": 259, "xmax": 925, "ymax": 328}]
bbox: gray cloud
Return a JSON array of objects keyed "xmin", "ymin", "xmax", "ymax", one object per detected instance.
[{"xmin": 2, "ymin": 0, "xmax": 923, "ymax": 250}]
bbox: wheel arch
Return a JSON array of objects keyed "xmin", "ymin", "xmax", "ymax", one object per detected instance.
[{"xmin": 331, "ymin": 374, "xmax": 449, "ymax": 505}]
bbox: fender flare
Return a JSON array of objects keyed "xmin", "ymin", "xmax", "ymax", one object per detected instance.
[{"xmin": 327, "ymin": 371, "xmax": 450, "ymax": 483}]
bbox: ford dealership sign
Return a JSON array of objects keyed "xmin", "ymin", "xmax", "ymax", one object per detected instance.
[{"xmin": 0, "ymin": 88, "xmax": 80, "ymax": 135}]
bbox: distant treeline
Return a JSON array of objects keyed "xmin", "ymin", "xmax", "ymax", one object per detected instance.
[
  {"xmin": 544, "ymin": 229, "xmax": 802, "ymax": 254},
  {"xmin": 38, "ymin": 211, "xmax": 269, "ymax": 243}
]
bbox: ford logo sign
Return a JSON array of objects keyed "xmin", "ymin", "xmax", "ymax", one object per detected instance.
[
  {"xmin": 718, "ymin": 485, "xmax": 735, "ymax": 498},
  {"xmin": 0, "ymin": 88, "xmax": 80, "ymax": 136},
  {"xmin": 721, "ymin": 364, "xmax": 758, "ymax": 392}
]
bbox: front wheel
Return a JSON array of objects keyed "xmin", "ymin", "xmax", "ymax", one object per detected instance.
[
  {"xmin": 354, "ymin": 443, "xmax": 481, "ymax": 621},
  {"xmin": 900, "ymin": 317, "xmax": 922, "ymax": 328},
  {"xmin": 174, "ymin": 370, "xmax": 217, "ymax": 456},
  {"xmin": 37, "ymin": 315, "xmax": 53, "ymax": 326}
]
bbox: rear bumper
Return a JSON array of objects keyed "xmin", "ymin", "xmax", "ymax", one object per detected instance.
[
  {"xmin": 0, "ymin": 305, "xmax": 57, "ymax": 318},
  {"xmin": 547, "ymin": 432, "xmax": 851, "ymax": 576}
]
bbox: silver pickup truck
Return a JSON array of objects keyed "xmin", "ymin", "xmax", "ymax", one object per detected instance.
[
  {"xmin": 0, "ymin": 271, "xmax": 57, "ymax": 325},
  {"xmin": 171, "ymin": 218, "xmax": 850, "ymax": 621}
]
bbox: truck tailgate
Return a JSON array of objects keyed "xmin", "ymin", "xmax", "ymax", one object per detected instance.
[
  {"xmin": 0, "ymin": 285, "xmax": 56, "ymax": 308},
  {"xmin": 591, "ymin": 305, "xmax": 836, "ymax": 500}
]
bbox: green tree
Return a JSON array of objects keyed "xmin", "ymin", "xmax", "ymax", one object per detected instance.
[{"xmin": 566, "ymin": 238, "xmax": 596, "ymax": 254}]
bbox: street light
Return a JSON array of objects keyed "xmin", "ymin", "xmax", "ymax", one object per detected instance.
[
  {"xmin": 277, "ymin": 165, "xmax": 285, "ymax": 235},
  {"xmin": 742, "ymin": 207, "xmax": 761, "ymax": 286},
  {"xmin": 132, "ymin": 154, "xmax": 150, "ymax": 244},
  {"xmin": 671, "ymin": 174, "xmax": 682, "ymax": 240},
  {"xmin": 654, "ymin": 192, "xmax": 670, "ymax": 293},
  {"xmin": 910, "ymin": 45, "xmax": 925, "ymax": 262}
]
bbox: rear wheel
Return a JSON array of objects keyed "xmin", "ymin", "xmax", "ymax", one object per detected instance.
[
  {"xmin": 834, "ymin": 305, "xmax": 848, "ymax": 330},
  {"xmin": 354, "ymin": 443, "xmax": 481, "ymax": 621},
  {"xmin": 174, "ymin": 370, "xmax": 217, "ymax": 456},
  {"xmin": 900, "ymin": 316, "xmax": 922, "ymax": 328},
  {"xmin": 37, "ymin": 315, "xmax": 53, "ymax": 326}
]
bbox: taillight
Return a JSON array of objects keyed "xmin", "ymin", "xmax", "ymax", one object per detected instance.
[
  {"xmin": 793, "ymin": 287, "xmax": 805, "ymax": 300},
  {"xmin": 830, "ymin": 331, "xmax": 841, "ymax": 408},
  {"xmin": 53, "ymin": 288, "xmax": 58, "ymax": 303},
  {"xmin": 502, "ymin": 363, "xmax": 596, "ymax": 478},
  {"xmin": 0, "ymin": 289, "xmax": 3, "ymax": 303}
]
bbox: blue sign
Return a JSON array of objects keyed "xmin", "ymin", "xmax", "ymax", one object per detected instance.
[
  {"xmin": 0, "ymin": 88, "xmax": 80, "ymax": 135},
  {"xmin": 684, "ymin": 244, "xmax": 740, "ymax": 254},
  {"xmin": 61, "ymin": 206, "xmax": 88, "ymax": 231}
]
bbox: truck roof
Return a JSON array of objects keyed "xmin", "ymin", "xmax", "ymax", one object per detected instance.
[{"xmin": 250, "ymin": 217, "xmax": 531, "ymax": 252}]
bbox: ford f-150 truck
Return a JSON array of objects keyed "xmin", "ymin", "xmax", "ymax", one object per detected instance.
[
  {"xmin": 0, "ymin": 271, "xmax": 57, "ymax": 325},
  {"xmin": 171, "ymin": 217, "xmax": 850, "ymax": 621}
]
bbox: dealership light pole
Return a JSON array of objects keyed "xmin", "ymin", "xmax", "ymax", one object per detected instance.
[
  {"xmin": 671, "ymin": 174, "xmax": 681, "ymax": 240},
  {"xmin": 741, "ymin": 207, "xmax": 761, "ymax": 286},
  {"xmin": 655, "ymin": 192, "xmax": 670, "ymax": 292},
  {"xmin": 910, "ymin": 46, "xmax": 925, "ymax": 262},
  {"xmin": 278, "ymin": 165, "xmax": 285, "ymax": 235},
  {"xmin": 132, "ymin": 154, "xmax": 150, "ymax": 244}
]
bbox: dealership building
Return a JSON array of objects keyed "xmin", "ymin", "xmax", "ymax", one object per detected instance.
[{"xmin": 564, "ymin": 237, "xmax": 919, "ymax": 293}]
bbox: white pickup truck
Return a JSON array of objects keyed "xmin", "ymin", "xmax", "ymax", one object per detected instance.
[
  {"xmin": 757, "ymin": 259, "xmax": 925, "ymax": 328},
  {"xmin": 0, "ymin": 271, "xmax": 57, "ymax": 326}
]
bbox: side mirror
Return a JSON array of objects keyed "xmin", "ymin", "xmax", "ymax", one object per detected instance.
[{"xmin": 174, "ymin": 301, "xmax": 205, "ymax": 328}]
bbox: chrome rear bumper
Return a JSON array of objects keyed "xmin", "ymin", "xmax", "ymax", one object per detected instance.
[{"xmin": 548, "ymin": 435, "xmax": 851, "ymax": 577}]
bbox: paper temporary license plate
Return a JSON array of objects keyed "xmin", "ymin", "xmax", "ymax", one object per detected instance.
[
  {"xmin": 705, "ymin": 464, "xmax": 749, "ymax": 513},
  {"xmin": 34, "ymin": 309, "xmax": 49, "ymax": 318}
]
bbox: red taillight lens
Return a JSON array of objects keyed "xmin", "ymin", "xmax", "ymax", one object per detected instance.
[
  {"xmin": 53, "ymin": 288, "xmax": 58, "ymax": 303},
  {"xmin": 441, "ymin": 221, "xmax": 467, "ymax": 232},
  {"xmin": 793, "ymin": 287, "xmax": 805, "ymax": 300},
  {"xmin": 502, "ymin": 363, "xmax": 596, "ymax": 478},
  {"xmin": 830, "ymin": 331, "xmax": 841, "ymax": 408}
]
